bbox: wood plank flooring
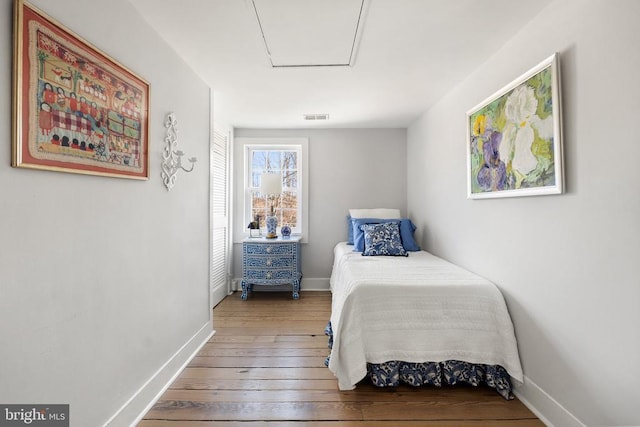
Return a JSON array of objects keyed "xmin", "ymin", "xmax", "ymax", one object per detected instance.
[{"xmin": 138, "ymin": 292, "xmax": 543, "ymax": 426}]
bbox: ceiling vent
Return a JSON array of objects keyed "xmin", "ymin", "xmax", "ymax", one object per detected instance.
[{"xmin": 303, "ymin": 113, "xmax": 329, "ymax": 121}]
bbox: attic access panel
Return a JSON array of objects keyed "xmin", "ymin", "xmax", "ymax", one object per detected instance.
[{"xmin": 252, "ymin": 0, "xmax": 365, "ymax": 67}]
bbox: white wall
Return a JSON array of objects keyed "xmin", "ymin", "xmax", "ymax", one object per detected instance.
[
  {"xmin": 0, "ymin": 1, "xmax": 212, "ymax": 425},
  {"xmin": 406, "ymin": 0, "xmax": 639, "ymax": 426},
  {"xmin": 232, "ymin": 128, "xmax": 407, "ymax": 286}
]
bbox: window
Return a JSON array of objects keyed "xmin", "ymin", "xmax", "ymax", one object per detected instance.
[
  {"xmin": 242, "ymin": 138, "xmax": 308, "ymax": 238},
  {"xmin": 248, "ymin": 147, "xmax": 300, "ymax": 230}
]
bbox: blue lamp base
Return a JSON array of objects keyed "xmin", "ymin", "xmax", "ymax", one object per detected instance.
[{"xmin": 265, "ymin": 215, "xmax": 278, "ymax": 238}]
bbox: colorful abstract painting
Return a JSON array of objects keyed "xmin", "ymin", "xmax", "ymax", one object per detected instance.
[
  {"xmin": 12, "ymin": 0, "xmax": 149, "ymax": 179},
  {"xmin": 466, "ymin": 54, "xmax": 563, "ymax": 199}
]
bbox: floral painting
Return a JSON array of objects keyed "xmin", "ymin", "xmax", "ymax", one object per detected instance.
[
  {"xmin": 467, "ymin": 54, "xmax": 563, "ymax": 199},
  {"xmin": 12, "ymin": 0, "xmax": 149, "ymax": 179}
]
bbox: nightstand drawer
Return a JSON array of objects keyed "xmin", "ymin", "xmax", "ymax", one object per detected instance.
[
  {"xmin": 244, "ymin": 269, "xmax": 297, "ymax": 281},
  {"xmin": 244, "ymin": 243, "xmax": 294, "ymax": 255},
  {"xmin": 244, "ymin": 256, "xmax": 294, "ymax": 269}
]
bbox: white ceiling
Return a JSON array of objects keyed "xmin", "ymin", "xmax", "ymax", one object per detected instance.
[{"xmin": 128, "ymin": 0, "xmax": 552, "ymax": 129}]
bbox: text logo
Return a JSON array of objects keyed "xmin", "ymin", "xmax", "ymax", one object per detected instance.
[{"xmin": 0, "ymin": 405, "xmax": 68, "ymax": 427}]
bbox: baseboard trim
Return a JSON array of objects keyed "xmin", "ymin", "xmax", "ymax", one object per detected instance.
[
  {"xmin": 104, "ymin": 321, "xmax": 214, "ymax": 427},
  {"xmin": 300, "ymin": 277, "xmax": 330, "ymax": 291},
  {"xmin": 514, "ymin": 375, "xmax": 585, "ymax": 427},
  {"xmin": 231, "ymin": 277, "xmax": 330, "ymax": 292}
]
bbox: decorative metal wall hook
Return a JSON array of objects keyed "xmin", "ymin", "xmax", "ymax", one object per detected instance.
[{"xmin": 161, "ymin": 112, "xmax": 197, "ymax": 191}]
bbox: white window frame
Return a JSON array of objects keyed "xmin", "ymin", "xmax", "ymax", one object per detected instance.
[{"xmin": 240, "ymin": 138, "xmax": 309, "ymax": 242}]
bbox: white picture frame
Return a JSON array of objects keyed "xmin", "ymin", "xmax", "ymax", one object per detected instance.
[{"xmin": 466, "ymin": 53, "xmax": 563, "ymax": 199}]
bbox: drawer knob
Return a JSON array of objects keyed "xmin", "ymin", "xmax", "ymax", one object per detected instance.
[
  {"xmin": 266, "ymin": 272, "xmax": 272, "ymax": 279},
  {"xmin": 266, "ymin": 259, "xmax": 272, "ymax": 266},
  {"xmin": 266, "ymin": 247, "xmax": 272, "ymax": 253}
]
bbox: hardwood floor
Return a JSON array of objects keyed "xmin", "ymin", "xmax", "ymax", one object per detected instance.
[{"xmin": 138, "ymin": 292, "xmax": 543, "ymax": 426}]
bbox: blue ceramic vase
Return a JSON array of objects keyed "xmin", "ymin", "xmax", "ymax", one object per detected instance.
[{"xmin": 265, "ymin": 215, "xmax": 277, "ymax": 238}]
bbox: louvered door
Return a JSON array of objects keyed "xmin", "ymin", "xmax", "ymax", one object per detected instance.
[{"xmin": 210, "ymin": 125, "xmax": 231, "ymax": 309}]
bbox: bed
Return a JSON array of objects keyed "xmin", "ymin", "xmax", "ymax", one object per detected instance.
[{"xmin": 326, "ymin": 240, "xmax": 524, "ymax": 399}]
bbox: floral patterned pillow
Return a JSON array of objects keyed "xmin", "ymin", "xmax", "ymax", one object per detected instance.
[{"xmin": 360, "ymin": 222, "xmax": 408, "ymax": 257}]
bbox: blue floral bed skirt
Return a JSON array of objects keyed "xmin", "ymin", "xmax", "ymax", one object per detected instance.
[{"xmin": 324, "ymin": 322, "xmax": 514, "ymax": 400}]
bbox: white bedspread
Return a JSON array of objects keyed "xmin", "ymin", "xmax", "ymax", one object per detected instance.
[{"xmin": 328, "ymin": 242, "xmax": 523, "ymax": 390}]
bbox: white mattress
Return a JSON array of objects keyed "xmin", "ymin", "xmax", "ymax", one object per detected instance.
[{"xmin": 328, "ymin": 242, "xmax": 523, "ymax": 390}]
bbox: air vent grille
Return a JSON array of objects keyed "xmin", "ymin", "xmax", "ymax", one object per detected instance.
[{"xmin": 303, "ymin": 114, "xmax": 330, "ymax": 121}]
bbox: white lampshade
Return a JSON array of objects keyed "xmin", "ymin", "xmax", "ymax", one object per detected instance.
[{"xmin": 260, "ymin": 173, "xmax": 282, "ymax": 196}]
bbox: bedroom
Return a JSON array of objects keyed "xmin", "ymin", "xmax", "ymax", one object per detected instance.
[{"xmin": 0, "ymin": 0, "xmax": 638, "ymax": 426}]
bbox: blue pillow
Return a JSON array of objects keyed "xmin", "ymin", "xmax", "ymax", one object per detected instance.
[
  {"xmin": 398, "ymin": 219, "xmax": 420, "ymax": 251},
  {"xmin": 351, "ymin": 217, "xmax": 420, "ymax": 252},
  {"xmin": 361, "ymin": 222, "xmax": 408, "ymax": 257},
  {"xmin": 347, "ymin": 215, "xmax": 353, "ymax": 244}
]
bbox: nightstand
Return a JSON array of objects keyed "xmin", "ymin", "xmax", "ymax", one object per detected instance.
[{"xmin": 241, "ymin": 236, "xmax": 302, "ymax": 300}]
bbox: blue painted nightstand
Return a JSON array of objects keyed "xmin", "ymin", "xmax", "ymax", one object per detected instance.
[{"xmin": 241, "ymin": 236, "xmax": 302, "ymax": 300}]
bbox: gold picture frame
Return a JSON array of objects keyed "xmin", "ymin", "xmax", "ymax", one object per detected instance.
[{"xmin": 12, "ymin": 0, "xmax": 150, "ymax": 179}]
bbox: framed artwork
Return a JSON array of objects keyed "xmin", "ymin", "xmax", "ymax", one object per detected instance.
[
  {"xmin": 12, "ymin": 0, "xmax": 150, "ymax": 179},
  {"xmin": 466, "ymin": 53, "xmax": 563, "ymax": 199}
]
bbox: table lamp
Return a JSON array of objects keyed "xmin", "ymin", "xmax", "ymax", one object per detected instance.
[{"xmin": 260, "ymin": 172, "xmax": 282, "ymax": 239}]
